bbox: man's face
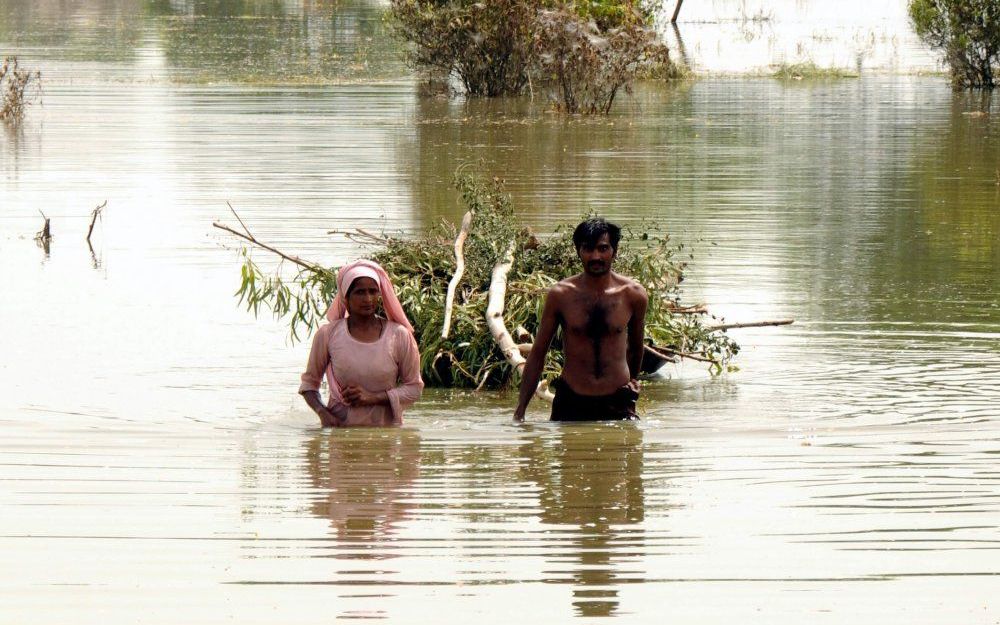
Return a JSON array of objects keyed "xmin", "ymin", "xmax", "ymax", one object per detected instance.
[{"xmin": 578, "ymin": 233, "xmax": 616, "ymax": 276}]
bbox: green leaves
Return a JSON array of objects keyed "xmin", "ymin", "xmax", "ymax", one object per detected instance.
[
  {"xmin": 227, "ymin": 171, "xmax": 739, "ymax": 387},
  {"xmin": 909, "ymin": 0, "xmax": 1000, "ymax": 88}
]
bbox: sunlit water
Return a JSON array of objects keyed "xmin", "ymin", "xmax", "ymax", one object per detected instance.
[{"xmin": 2, "ymin": 1, "xmax": 999, "ymax": 623}]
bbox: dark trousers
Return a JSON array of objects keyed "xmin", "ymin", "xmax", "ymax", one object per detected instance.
[{"xmin": 550, "ymin": 377, "xmax": 639, "ymax": 422}]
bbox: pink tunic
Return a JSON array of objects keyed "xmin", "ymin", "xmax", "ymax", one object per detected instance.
[{"xmin": 299, "ymin": 319, "xmax": 423, "ymax": 426}]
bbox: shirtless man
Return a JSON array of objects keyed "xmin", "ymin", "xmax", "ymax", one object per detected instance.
[{"xmin": 513, "ymin": 218, "xmax": 648, "ymax": 422}]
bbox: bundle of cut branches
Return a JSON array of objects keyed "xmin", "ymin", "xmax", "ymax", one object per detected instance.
[{"xmin": 215, "ymin": 171, "xmax": 744, "ymax": 391}]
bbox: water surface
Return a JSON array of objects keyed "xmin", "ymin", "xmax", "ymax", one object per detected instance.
[{"xmin": 2, "ymin": 1, "xmax": 999, "ymax": 623}]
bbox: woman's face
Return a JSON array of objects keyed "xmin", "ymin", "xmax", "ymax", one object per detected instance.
[{"xmin": 346, "ymin": 277, "xmax": 380, "ymax": 317}]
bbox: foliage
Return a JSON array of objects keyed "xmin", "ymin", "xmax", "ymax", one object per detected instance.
[
  {"xmin": 388, "ymin": 0, "xmax": 677, "ymax": 110},
  {"xmin": 771, "ymin": 62, "xmax": 859, "ymax": 80},
  {"xmin": 389, "ymin": 0, "xmax": 536, "ymax": 96},
  {"xmin": 231, "ymin": 172, "xmax": 739, "ymax": 389},
  {"xmin": 532, "ymin": 4, "xmax": 673, "ymax": 114},
  {"xmin": 0, "ymin": 57, "xmax": 41, "ymax": 125},
  {"xmin": 909, "ymin": 0, "xmax": 1000, "ymax": 89}
]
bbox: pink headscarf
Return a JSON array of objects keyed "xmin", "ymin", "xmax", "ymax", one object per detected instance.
[
  {"xmin": 325, "ymin": 259, "xmax": 414, "ymax": 333},
  {"xmin": 323, "ymin": 260, "xmax": 415, "ymax": 416}
]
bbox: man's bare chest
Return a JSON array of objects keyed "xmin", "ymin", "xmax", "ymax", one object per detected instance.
[{"xmin": 560, "ymin": 295, "xmax": 632, "ymax": 338}]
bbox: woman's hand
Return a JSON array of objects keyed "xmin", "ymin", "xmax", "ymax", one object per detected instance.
[
  {"xmin": 342, "ymin": 385, "xmax": 386, "ymax": 407},
  {"xmin": 317, "ymin": 406, "xmax": 340, "ymax": 428}
]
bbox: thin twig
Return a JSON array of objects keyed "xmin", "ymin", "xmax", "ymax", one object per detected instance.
[
  {"xmin": 356, "ymin": 228, "xmax": 390, "ymax": 243},
  {"xmin": 667, "ymin": 303, "xmax": 708, "ymax": 315},
  {"xmin": 647, "ymin": 344, "xmax": 715, "ymax": 364},
  {"xmin": 226, "ymin": 201, "xmax": 252, "ymax": 238},
  {"xmin": 212, "ymin": 221, "xmax": 323, "ymax": 273},
  {"xmin": 34, "ymin": 209, "xmax": 51, "ymax": 241},
  {"xmin": 327, "ymin": 229, "xmax": 391, "ymax": 244},
  {"xmin": 86, "ymin": 200, "xmax": 107, "ymax": 244},
  {"xmin": 708, "ymin": 319, "xmax": 794, "ymax": 331}
]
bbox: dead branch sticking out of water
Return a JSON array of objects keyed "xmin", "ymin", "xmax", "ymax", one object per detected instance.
[
  {"xmin": 213, "ymin": 203, "xmax": 322, "ymax": 273},
  {"xmin": 34, "ymin": 210, "xmax": 51, "ymax": 255},
  {"xmin": 709, "ymin": 319, "xmax": 794, "ymax": 331},
  {"xmin": 34, "ymin": 210, "xmax": 51, "ymax": 242},
  {"xmin": 671, "ymin": 0, "xmax": 684, "ymax": 23},
  {"xmin": 441, "ymin": 210, "xmax": 473, "ymax": 339},
  {"xmin": 86, "ymin": 200, "xmax": 107, "ymax": 244}
]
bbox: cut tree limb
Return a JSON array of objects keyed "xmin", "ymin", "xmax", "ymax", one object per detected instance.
[
  {"xmin": 708, "ymin": 319, "xmax": 794, "ymax": 331},
  {"xmin": 646, "ymin": 344, "xmax": 715, "ymax": 364},
  {"xmin": 486, "ymin": 240, "xmax": 553, "ymax": 402},
  {"xmin": 441, "ymin": 210, "xmax": 473, "ymax": 339},
  {"xmin": 671, "ymin": 0, "xmax": 684, "ymax": 23},
  {"xmin": 213, "ymin": 220, "xmax": 323, "ymax": 274}
]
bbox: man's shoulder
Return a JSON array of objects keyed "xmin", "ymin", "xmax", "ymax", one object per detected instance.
[
  {"xmin": 549, "ymin": 276, "xmax": 580, "ymax": 296},
  {"xmin": 612, "ymin": 273, "xmax": 646, "ymax": 292},
  {"xmin": 612, "ymin": 274, "xmax": 648, "ymax": 306}
]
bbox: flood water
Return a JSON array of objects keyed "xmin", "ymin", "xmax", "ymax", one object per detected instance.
[{"xmin": 2, "ymin": 1, "xmax": 1000, "ymax": 623}]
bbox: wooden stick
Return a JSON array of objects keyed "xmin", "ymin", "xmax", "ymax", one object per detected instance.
[
  {"xmin": 667, "ymin": 303, "xmax": 707, "ymax": 314},
  {"xmin": 441, "ymin": 210, "xmax": 473, "ymax": 339},
  {"xmin": 708, "ymin": 319, "xmax": 794, "ymax": 331},
  {"xmin": 86, "ymin": 200, "xmax": 107, "ymax": 244},
  {"xmin": 356, "ymin": 228, "xmax": 390, "ymax": 243},
  {"xmin": 647, "ymin": 344, "xmax": 715, "ymax": 364},
  {"xmin": 34, "ymin": 210, "xmax": 51, "ymax": 241},
  {"xmin": 226, "ymin": 201, "xmax": 252, "ymax": 237},
  {"xmin": 643, "ymin": 344, "xmax": 678, "ymax": 363},
  {"xmin": 327, "ymin": 228, "xmax": 390, "ymax": 244},
  {"xmin": 486, "ymin": 240, "xmax": 553, "ymax": 402},
  {"xmin": 212, "ymin": 221, "xmax": 323, "ymax": 273},
  {"xmin": 671, "ymin": 0, "xmax": 684, "ymax": 23}
]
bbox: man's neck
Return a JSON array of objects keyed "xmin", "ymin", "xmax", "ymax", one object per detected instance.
[{"xmin": 579, "ymin": 270, "xmax": 614, "ymax": 289}]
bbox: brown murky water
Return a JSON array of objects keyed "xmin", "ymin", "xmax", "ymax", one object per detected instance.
[{"xmin": 2, "ymin": 1, "xmax": 999, "ymax": 623}]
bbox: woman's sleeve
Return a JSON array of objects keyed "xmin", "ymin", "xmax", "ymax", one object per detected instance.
[
  {"xmin": 298, "ymin": 324, "xmax": 332, "ymax": 395},
  {"xmin": 386, "ymin": 329, "xmax": 424, "ymax": 424}
]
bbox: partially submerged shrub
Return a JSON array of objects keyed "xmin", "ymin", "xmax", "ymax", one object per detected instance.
[
  {"xmin": 389, "ymin": 0, "xmax": 677, "ymax": 111},
  {"xmin": 909, "ymin": 0, "xmax": 1000, "ymax": 89},
  {"xmin": 532, "ymin": 4, "xmax": 672, "ymax": 113},
  {"xmin": 0, "ymin": 57, "xmax": 41, "ymax": 125},
  {"xmin": 231, "ymin": 172, "xmax": 739, "ymax": 388},
  {"xmin": 390, "ymin": 0, "xmax": 536, "ymax": 96}
]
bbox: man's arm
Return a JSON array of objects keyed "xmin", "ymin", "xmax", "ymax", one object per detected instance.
[
  {"xmin": 626, "ymin": 283, "xmax": 648, "ymax": 381},
  {"xmin": 513, "ymin": 287, "xmax": 561, "ymax": 421}
]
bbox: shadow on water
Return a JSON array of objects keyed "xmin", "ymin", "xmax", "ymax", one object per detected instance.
[{"xmin": 518, "ymin": 425, "xmax": 648, "ymax": 618}]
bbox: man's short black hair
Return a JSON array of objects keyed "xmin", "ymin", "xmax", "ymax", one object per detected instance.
[{"xmin": 572, "ymin": 217, "xmax": 621, "ymax": 252}]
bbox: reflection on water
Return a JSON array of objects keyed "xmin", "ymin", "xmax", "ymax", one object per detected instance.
[
  {"xmin": 305, "ymin": 429, "xmax": 419, "ymax": 541},
  {"xmin": 519, "ymin": 426, "xmax": 647, "ymax": 618},
  {"xmin": 0, "ymin": 0, "xmax": 402, "ymax": 83}
]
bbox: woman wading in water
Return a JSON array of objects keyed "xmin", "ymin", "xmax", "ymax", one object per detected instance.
[{"xmin": 299, "ymin": 260, "xmax": 423, "ymax": 427}]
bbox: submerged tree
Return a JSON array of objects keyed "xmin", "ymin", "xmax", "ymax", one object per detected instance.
[
  {"xmin": 389, "ymin": 0, "xmax": 677, "ymax": 111},
  {"xmin": 390, "ymin": 0, "xmax": 537, "ymax": 96},
  {"xmin": 909, "ymin": 0, "xmax": 1000, "ymax": 89},
  {"xmin": 533, "ymin": 4, "xmax": 674, "ymax": 114}
]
